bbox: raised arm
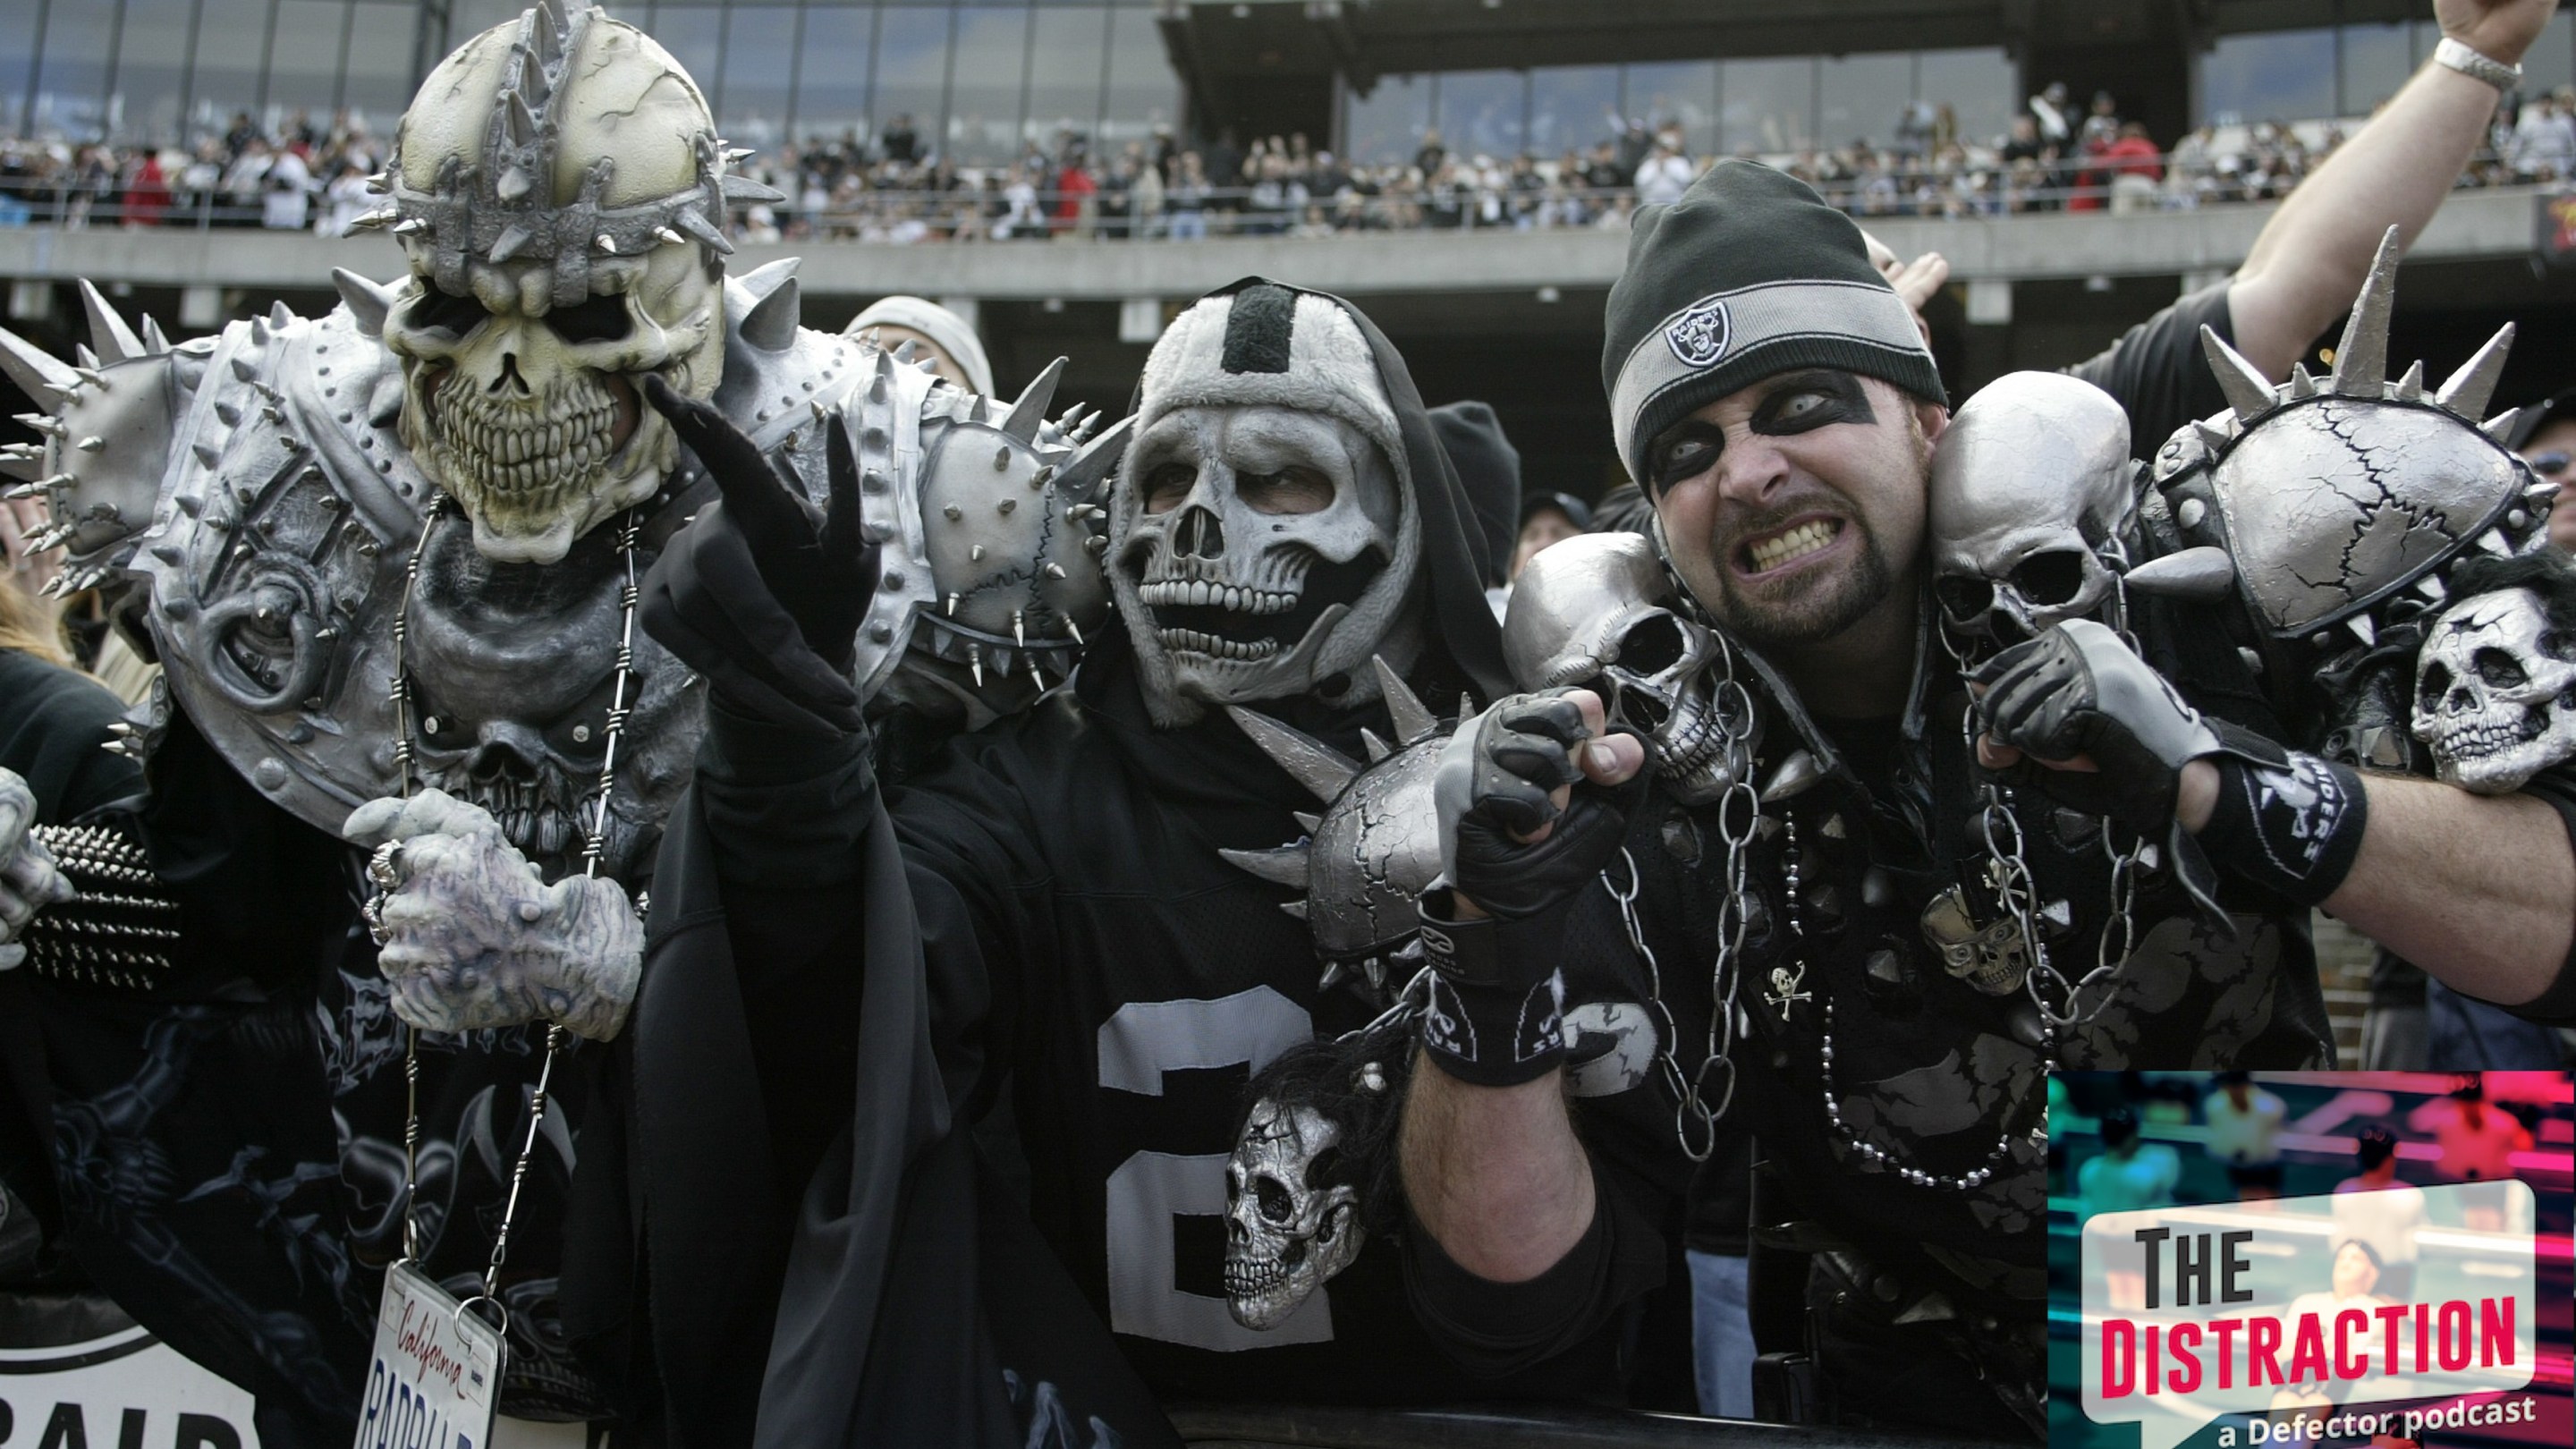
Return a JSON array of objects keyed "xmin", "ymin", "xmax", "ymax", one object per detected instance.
[{"xmin": 2226, "ymin": 0, "xmax": 2557, "ymax": 380}]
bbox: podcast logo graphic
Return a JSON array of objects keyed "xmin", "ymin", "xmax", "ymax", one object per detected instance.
[{"xmin": 2080, "ymin": 1184, "xmax": 2538, "ymax": 1449}]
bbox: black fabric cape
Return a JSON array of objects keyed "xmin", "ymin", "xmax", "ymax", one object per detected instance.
[{"xmin": 584, "ymin": 283, "xmax": 1526, "ymax": 1442}]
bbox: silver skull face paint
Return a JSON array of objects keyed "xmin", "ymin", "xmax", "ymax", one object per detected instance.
[
  {"xmin": 1221, "ymin": 1097, "xmax": 1361, "ymax": 1330},
  {"xmin": 2412, "ymin": 587, "xmax": 2576, "ymax": 793},
  {"xmin": 1930, "ymin": 371, "xmax": 2135, "ymax": 654},
  {"xmin": 1110, "ymin": 404, "xmax": 1419, "ymax": 726},
  {"xmin": 1503, "ymin": 531, "xmax": 1738, "ymax": 804}
]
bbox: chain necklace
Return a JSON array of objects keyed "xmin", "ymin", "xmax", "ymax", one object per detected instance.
[{"xmin": 365, "ymin": 496, "xmax": 645, "ymax": 1318}]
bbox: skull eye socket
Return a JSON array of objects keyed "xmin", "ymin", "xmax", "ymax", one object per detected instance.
[
  {"xmin": 1614, "ymin": 614, "xmax": 1687, "ymax": 676},
  {"xmin": 1936, "ymin": 576, "xmax": 1995, "ymax": 624},
  {"xmin": 1253, "ymin": 1174, "xmax": 1295, "ymax": 1224},
  {"xmin": 402, "ymin": 288, "xmax": 490, "ymax": 339},
  {"xmin": 547, "ymin": 292, "xmax": 634, "ymax": 345},
  {"xmin": 1141, "ymin": 462, "xmax": 1198, "ymax": 513},
  {"xmin": 2007, "ymin": 549, "xmax": 2089, "ymax": 607},
  {"xmin": 2472, "ymin": 647, "xmax": 2530, "ymax": 689},
  {"xmin": 2419, "ymin": 660, "xmax": 2453, "ymax": 710}
]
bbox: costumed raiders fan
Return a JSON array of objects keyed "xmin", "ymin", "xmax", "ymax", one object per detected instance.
[
  {"xmin": 1365, "ymin": 159, "xmax": 2576, "ymax": 1439},
  {"xmin": 594, "ymin": 276, "xmax": 1588, "ymax": 1445},
  {"xmin": 0, "ymin": 2, "xmax": 1117, "ymax": 1438}
]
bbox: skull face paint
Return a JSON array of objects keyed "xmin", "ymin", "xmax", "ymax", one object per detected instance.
[
  {"xmin": 1221, "ymin": 1098, "xmax": 1362, "ymax": 1329},
  {"xmin": 1112, "ymin": 404, "xmax": 1419, "ymax": 724},
  {"xmin": 1930, "ymin": 371, "xmax": 2135, "ymax": 657},
  {"xmin": 1502, "ymin": 531, "xmax": 1743, "ymax": 803},
  {"xmin": 380, "ymin": 6, "xmax": 734, "ymax": 563},
  {"xmin": 2412, "ymin": 587, "xmax": 2576, "ymax": 792}
]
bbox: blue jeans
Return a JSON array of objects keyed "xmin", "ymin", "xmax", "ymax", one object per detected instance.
[
  {"xmin": 2426, "ymin": 977, "xmax": 2563, "ymax": 1067},
  {"xmin": 1687, "ymin": 1249, "xmax": 1757, "ymax": 1419}
]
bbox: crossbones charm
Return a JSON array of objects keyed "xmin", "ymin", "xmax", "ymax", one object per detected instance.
[{"xmin": 1766, "ymin": 963, "xmax": 1812, "ymax": 1020}]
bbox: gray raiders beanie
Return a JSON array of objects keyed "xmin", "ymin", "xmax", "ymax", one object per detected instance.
[{"xmin": 1602, "ymin": 159, "xmax": 1946, "ymax": 486}]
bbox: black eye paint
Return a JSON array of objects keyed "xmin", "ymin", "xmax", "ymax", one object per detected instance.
[
  {"xmin": 1647, "ymin": 421, "xmax": 1725, "ymax": 497},
  {"xmin": 1751, "ymin": 371, "xmax": 1876, "ymax": 436}
]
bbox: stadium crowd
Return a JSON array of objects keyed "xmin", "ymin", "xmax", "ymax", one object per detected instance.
[{"xmin": 4, "ymin": 77, "xmax": 2576, "ymax": 242}]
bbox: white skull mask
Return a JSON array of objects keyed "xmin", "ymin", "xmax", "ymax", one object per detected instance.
[
  {"xmin": 1112, "ymin": 404, "xmax": 1419, "ymax": 725},
  {"xmin": 2411, "ymin": 587, "xmax": 2576, "ymax": 792},
  {"xmin": 378, "ymin": 4, "xmax": 737, "ymax": 564},
  {"xmin": 1503, "ymin": 531, "xmax": 1744, "ymax": 804},
  {"xmin": 1931, "ymin": 371, "xmax": 2136, "ymax": 655},
  {"xmin": 1221, "ymin": 1098, "xmax": 1361, "ymax": 1330}
]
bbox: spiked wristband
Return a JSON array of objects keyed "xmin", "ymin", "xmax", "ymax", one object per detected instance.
[
  {"xmin": 2191, "ymin": 725, "xmax": 2369, "ymax": 909},
  {"xmin": 1414, "ymin": 886, "xmax": 1570, "ymax": 1087}
]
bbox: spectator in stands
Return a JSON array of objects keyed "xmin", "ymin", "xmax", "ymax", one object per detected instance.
[
  {"xmin": 848, "ymin": 294, "xmax": 996, "ymax": 398},
  {"xmin": 1510, "ymin": 490, "xmax": 1591, "ymax": 580},
  {"xmin": 1635, "ymin": 133, "xmax": 1694, "ymax": 208},
  {"xmin": 258, "ymin": 140, "xmax": 309, "ymax": 231},
  {"xmin": 121, "ymin": 148, "xmax": 169, "ymax": 229},
  {"xmin": 2332, "ymin": 1126, "xmax": 2426, "ymax": 1299},
  {"xmin": 2105, "ymin": 121, "xmax": 2164, "ymax": 212},
  {"xmin": 879, "ymin": 113, "xmax": 920, "ymax": 166},
  {"xmin": 2203, "ymin": 1072, "xmax": 2288, "ymax": 1199},
  {"xmin": 1413, "ymin": 126, "xmax": 1446, "ymax": 180},
  {"xmin": 2029, "ymin": 80, "xmax": 2074, "ymax": 147},
  {"xmin": 1165, "ymin": 149, "xmax": 1209, "ymax": 239},
  {"xmin": 2512, "ymin": 90, "xmax": 2576, "ymax": 179}
]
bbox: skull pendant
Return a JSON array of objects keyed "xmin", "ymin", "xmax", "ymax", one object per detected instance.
[{"xmin": 1919, "ymin": 885, "xmax": 2031, "ymax": 996}]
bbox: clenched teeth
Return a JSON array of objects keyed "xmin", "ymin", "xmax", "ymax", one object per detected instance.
[
  {"xmin": 1746, "ymin": 519, "xmax": 1838, "ymax": 572},
  {"xmin": 1157, "ymin": 626, "xmax": 1281, "ymax": 662},
  {"xmin": 1138, "ymin": 580, "xmax": 1300, "ymax": 614}
]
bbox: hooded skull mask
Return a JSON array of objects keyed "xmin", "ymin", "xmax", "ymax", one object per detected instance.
[
  {"xmin": 2411, "ymin": 556, "xmax": 2576, "ymax": 793},
  {"xmin": 377, "ymin": 1, "xmax": 755, "ymax": 564},
  {"xmin": 1111, "ymin": 284, "xmax": 1425, "ymax": 727}
]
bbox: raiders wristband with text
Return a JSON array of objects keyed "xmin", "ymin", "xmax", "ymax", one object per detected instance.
[
  {"xmin": 1413, "ymin": 886, "xmax": 1571, "ymax": 1087},
  {"xmin": 2189, "ymin": 724, "xmax": 2368, "ymax": 909}
]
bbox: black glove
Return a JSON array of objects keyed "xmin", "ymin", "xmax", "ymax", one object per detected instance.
[
  {"xmin": 1417, "ymin": 691, "xmax": 1650, "ymax": 1087},
  {"xmin": 640, "ymin": 376, "xmax": 878, "ymax": 736},
  {"xmin": 1970, "ymin": 619, "xmax": 2219, "ymax": 833}
]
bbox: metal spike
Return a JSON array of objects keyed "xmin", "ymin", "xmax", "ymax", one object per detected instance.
[
  {"xmin": 2479, "ymin": 529, "xmax": 2514, "ymax": 555},
  {"xmin": 2349, "ymin": 614, "xmax": 2377, "ymax": 646},
  {"xmin": 2191, "ymin": 419, "xmax": 2233, "ymax": 457},
  {"xmin": 892, "ymin": 339, "xmax": 919, "ymax": 362},
  {"xmin": 1758, "ymin": 749, "xmax": 1823, "ymax": 804},
  {"xmin": 970, "ymin": 543, "xmax": 985, "ymax": 562},
  {"xmin": 2286, "ymin": 364, "xmax": 2317, "ymax": 400},
  {"xmin": 1360, "ymin": 728, "xmax": 1391, "ymax": 764},
  {"xmin": 76, "ymin": 279, "xmax": 143, "ymax": 364},
  {"xmin": 2, "ymin": 482, "xmax": 43, "ymax": 500},
  {"xmin": 2416, "ymin": 572, "xmax": 2447, "ymax": 601},
  {"xmin": 2483, "ymin": 409, "xmax": 2523, "ymax": 445},
  {"xmin": 674, "ymin": 207, "xmax": 734, "ymax": 255},
  {"xmin": 655, "ymin": 226, "xmax": 685, "ymax": 247},
  {"xmin": 2435, "ymin": 322, "xmax": 2515, "ymax": 419},
  {"xmin": 0, "ymin": 457, "xmax": 38, "ymax": 482},
  {"xmin": 1042, "ymin": 562, "xmax": 1066, "ymax": 580},
  {"xmin": 332, "ymin": 268, "xmax": 401, "ymax": 338},
  {"xmin": 1220, "ymin": 843, "xmax": 1313, "ymax": 888},
  {"xmin": 214, "ymin": 400, "xmax": 241, "ymax": 426},
  {"xmin": 2328, "ymin": 225, "xmax": 2402, "ymax": 396},
  {"xmin": 73, "ymin": 344, "xmax": 97, "ymax": 370},
  {"xmin": 943, "ymin": 504, "xmax": 963, "ymax": 521},
  {"xmin": 1369, "ymin": 655, "xmax": 1438, "ymax": 743},
  {"xmin": 945, "ymin": 592, "xmax": 959, "ymax": 616},
  {"xmin": 970, "ymin": 650, "xmax": 985, "ymax": 689},
  {"xmin": 1012, "ymin": 610, "xmax": 1025, "ymax": 648},
  {"xmin": 997, "ymin": 498, "xmax": 1015, "ymax": 515},
  {"xmin": 1049, "ymin": 415, "xmax": 1134, "ymax": 502},
  {"xmin": 268, "ymin": 301, "xmax": 292, "ymax": 330},
  {"xmin": 1225, "ymin": 706, "xmax": 1361, "ymax": 803},
  {"xmin": 191, "ymin": 442, "xmax": 220, "ymax": 468},
  {"xmin": 1064, "ymin": 618, "xmax": 1082, "ymax": 646},
  {"xmin": 738, "ymin": 275, "xmax": 801, "ymax": 352},
  {"xmin": 229, "ymin": 356, "xmax": 258, "ymax": 383},
  {"xmin": 2199, "ymin": 325, "xmax": 2276, "ymax": 424},
  {"xmin": 0, "ymin": 326, "xmax": 79, "ymax": 399},
  {"xmin": 2390, "ymin": 360, "xmax": 2425, "ymax": 402},
  {"xmin": 1292, "ymin": 811, "xmax": 1323, "ymax": 835},
  {"xmin": 394, "ymin": 217, "xmax": 429, "ymax": 235},
  {"xmin": 487, "ymin": 223, "xmax": 537, "ymax": 265},
  {"xmin": 1317, "ymin": 959, "xmax": 1345, "ymax": 989},
  {"xmin": 74, "ymin": 436, "xmax": 100, "ymax": 453},
  {"xmin": 997, "ymin": 357, "xmax": 1065, "ymax": 444}
]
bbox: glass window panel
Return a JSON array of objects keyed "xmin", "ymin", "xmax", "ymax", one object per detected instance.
[
  {"xmin": 1816, "ymin": 51, "xmax": 1910, "ymax": 150},
  {"xmin": 1343, "ymin": 72, "xmax": 1428, "ymax": 167},
  {"xmin": 796, "ymin": 4, "xmax": 877, "ymax": 147},
  {"xmin": 188, "ymin": 0, "xmax": 272, "ymax": 141},
  {"xmin": 1527, "ymin": 64, "xmax": 1619, "ymax": 160},
  {"xmin": 265, "ymin": 0, "xmax": 350, "ymax": 133},
  {"xmin": 718, "ymin": 4, "xmax": 796, "ymax": 149},
  {"xmin": 0, "ymin": 0, "xmax": 37, "ymax": 134},
  {"xmin": 1436, "ymin": 69, "xmax": 1523, "ymax": 161},
  {"xmin": 2525, "ymin": 10, "xmax": 2575, "ymax": 97},
  {"xmin": 31, "ymin": 0, "xmax": 117, "ymax": 139},
  {"xmin": 645, "ymin": 5, "xmax": 724, "ymax": 105},
  {"xmin": 112, "ymin": 0, "xmax": 198, "ymax": 143},
  {"xmin": 2337, "ymin": 24, "xmax": 2411, "ymax": 115},
  {"xmin": 339, "ymin": 2, "xmax": 417, "ymax": 143},
  {"xmin": 2200, "ymin": 30, "xmax": 2335, "ymax": 126},
  {"xmin": 449, "ymin": 0, "xmax": 527, "ymax": 47},
  {"xmin": 1097, "ymin": 3, "xmax": 1171, "ymax": 152},
  {"xmin": 872, "ymin": 4, "xmax": 951, "ymax": 162},
  {"xmin": 946, "ymin": 4, "xmax": 1026, "ymax": 164},
  {"xmin": 1623, "ymin": 60, "xmax": 1714, "ymax": 156},
  {"xmin": 1025, "ymin": 5, "xmax": 1103, "ymax": 151},
  {"xmin": 1721, "ymin": 55, "xmax": 1810, "ymax": 154},
  {"xmin": 1915, "ymin": 47, "xmax": 2014, "ymax": 148}
]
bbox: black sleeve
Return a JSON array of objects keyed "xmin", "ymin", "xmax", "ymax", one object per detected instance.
[
  {"xmin": 2063, "ymin": 281, "xmax": 2237, "ymax": 459},
  {"xmin": 1401, "ymin": 1154, "xmax": 1667, "ymax": 1379},
  {"xmin": 0, "ymin": 651, "xmax": 143, "ymax": 822}
]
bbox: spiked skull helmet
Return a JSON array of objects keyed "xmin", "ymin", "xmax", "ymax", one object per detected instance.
[{"xmin": 377, "ymin": 1, "xmax": 775, "ymax": 564}]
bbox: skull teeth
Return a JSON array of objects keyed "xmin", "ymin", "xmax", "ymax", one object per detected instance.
[
  {"xmin": 1137, "ymin": 580, "xmax": 1299, "ymax": 614},
  {"xmin": 427, "ymin": 378, "xmax": 626, "ymax": 507},
  {"xmin": 1222, "ymin": 1258, "xmax": 1291, "ymax": 1296},
  {"xmin": 1157, "ymin": 626, "xmax": 1280, "ymax": 662}
]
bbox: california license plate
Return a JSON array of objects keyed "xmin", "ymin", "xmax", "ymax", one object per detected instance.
[{"xmin": 352, "ymin": 1260, "xmax": 504, "ymax": 1449}]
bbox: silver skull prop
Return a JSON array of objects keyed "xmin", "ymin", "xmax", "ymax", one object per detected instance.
[
  {"xmin": 1222, "ymin": 657, "xmax": 1453, "ymax": 994},
  {"xmin": 1930, "ymin": 371, "xmax": 2137, "ymax": 655},
  {"xmin": 1502, "ymin": 531, "xmax": 1741, "ymax": 804},
  {"xmin": 1221, "ymin": 1097, "xmax": 1361, "ymax": 1330},
  {"xmin": 2412, "ymin": 588, "xmax": 2576, "ymax": 793},
  {"xmin": 377, "ymin": 2, "xmax": 758, "ymax": 564},
  {"xmin": 1111, "ymin": 287, "xmax": 1422, "ymax": 727}
]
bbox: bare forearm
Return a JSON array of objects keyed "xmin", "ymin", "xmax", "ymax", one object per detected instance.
[
  {"xmin": 2228, "ymin": 64, "xmax": 2503, "ymax": 378},
  {"xmin": 1397, "ymin": 1050, "xmax": 1595, "ymax": 1283},
  {"xmin": 2318, "ymin": 774, "xmax": 2575, "ymax": 1006}
]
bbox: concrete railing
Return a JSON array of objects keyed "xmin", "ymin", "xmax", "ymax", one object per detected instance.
[{"xmin": 0, "ymin": 187, "xmax": 2544, "ymax": 308}]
